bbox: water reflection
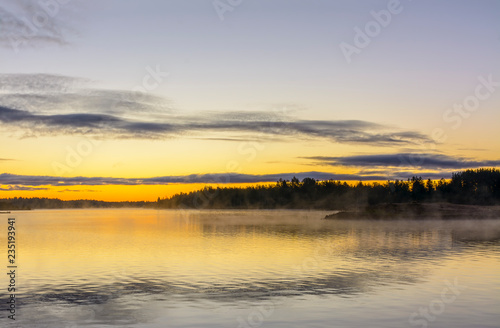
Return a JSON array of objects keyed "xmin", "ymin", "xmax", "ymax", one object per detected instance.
[{"xmin": 1, "ymin": 209, "xmax": 499, "ymax": 327}]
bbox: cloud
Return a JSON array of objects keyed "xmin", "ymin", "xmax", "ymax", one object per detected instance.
[
  {"xmin": 0, "ymin": 104, "xmax": 430, "ymax": 144},
  {"xmin": 0, "ymin": 73, "xmax": 86, "ymax": 93},
  {"xmin": 57, "ymin": 188, "xmax": 100, "ymax": 193},
  {"xmin": 0, "ymin": 171, "xmax": 458, "ymax": 188},
  {"xmin": 305, "ymin": 153, "xmax": 500, "ymax": 170},
  {"xmin": 142, "ymin": 172, "xmax": 388, "ymax": 184},
  {"xmin": 0, "ymin": 174, "xmax": 142, "ymax": 187},
  {"xmin": 0, "ymin": 74, "xmax": 173, "ymax": 116},
  {"xmin": 0, "ymin": 73, "xmax": 430, "ymax": 145},
  {"xmin": 0, "ymin": 158, "xmax": 15, "ymax": 161},
  {"xmin": 0, "ymin": 0, "xmax": 78, "ymax": 51},
  {"xmin": 0, "ymin": 185, "xmax": 49, "ymax": 191}
]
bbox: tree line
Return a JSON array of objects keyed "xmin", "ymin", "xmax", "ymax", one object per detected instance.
[
  {"xmin": 2, "ymin": 168, "xmax": 499, "ymax": 210},
  {"xmin": 157, "ymin": 168, "xmax": 500, "ymax": 209},
  {"xmin": 0, "ymin": 198, "xmax": 153, "ymax": 210}
]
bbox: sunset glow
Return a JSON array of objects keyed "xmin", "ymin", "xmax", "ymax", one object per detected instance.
[{"xmin": 1, "ymin": 0, "xmax": 499, "ymax": 201}]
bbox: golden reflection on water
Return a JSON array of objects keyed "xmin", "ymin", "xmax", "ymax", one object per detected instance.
[
  {"xmin": 1, "ymin": 209, "xmax": 499, "ymax": 328},
  {"xmin": 5, "ymin": 209, "xmax": 495, "ymax": 290},
  {"xmin": 13, "ymin": 210, "xmax": 344, "ymax": 288}
]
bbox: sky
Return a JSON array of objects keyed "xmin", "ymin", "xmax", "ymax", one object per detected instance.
[{"xmin": 0, "ymin": 0, "xmax": 499, "ymax": 201}]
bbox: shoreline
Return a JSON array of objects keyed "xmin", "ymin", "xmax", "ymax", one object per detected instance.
[{"xmin": 324, "ymin": 202, "xmax": 500, "ymax": 220}]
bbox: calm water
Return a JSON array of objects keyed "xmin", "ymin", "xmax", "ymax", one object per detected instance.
[{"xmin": 1, "ymin": 209, "xmax": 499, "ymax": 328}]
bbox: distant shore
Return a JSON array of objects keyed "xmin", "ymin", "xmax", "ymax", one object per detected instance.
[{"xmin": 324, "ymin": 203, "xmax": 500, "ymax": 220}]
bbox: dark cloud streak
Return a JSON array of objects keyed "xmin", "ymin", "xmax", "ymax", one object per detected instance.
[
  {"xmin": 0, "ymin": 185, "xmax": 49, "ymax": 191},
  {"xmin": 0, "ymin": 73, "xmax": 431, "ymax": 145},
  {"xmin": 2, "ymin": 170, "xmax": 473, "ymax": 188},
  {"xmin": 305, "ymin": 153, "xmax": 500, "ymax": 170},
  {"xmin": 0, "ymin": 105, "xmax": 430, "ymax": 145},
  {"xmin": 0, "ymin": 172, "xmax": 408, "ymax": 187}
]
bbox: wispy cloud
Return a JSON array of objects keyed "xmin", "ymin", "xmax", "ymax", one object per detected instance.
[
  {"xmin": 305, "ymin": 153, "xmax": 500, "ymax": 170},
  {"xmin": 0, "ymin": 185, "xmax": 49, "ymax": 191},
  {"xmin": 0, "ymin": 171, "xmax": 457, "ymax": 188},
  {"xmin": 0, "ymin": 74, "xmax": 430, "ymax": 145},
  {"xmin": 0, "ymin": 174, "xmax": 143, "ymax": 187},
  {"xmin": 0, "ymin": 105, "xmax": 430, "ymax": 144},
  {"xmin": 57, "ymin": 188, "xmax": 100, "ymax": 193},
  {"xmin": 0, "ymin": 74, "xmax": 172, "ymax": 116}
]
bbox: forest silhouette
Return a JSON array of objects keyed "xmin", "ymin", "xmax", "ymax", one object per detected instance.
[
  {"xmin": 1, "ymin": 168, "xmax": 499, "ymax": 210},
  {"xmin": 158, "ymin": 168, "xmax": 500, "ymax": 209}
]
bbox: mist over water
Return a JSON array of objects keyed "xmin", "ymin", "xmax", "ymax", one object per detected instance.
[{"xmin": 1, "ymin": 209, "xmax": 499, "ymax": 327}]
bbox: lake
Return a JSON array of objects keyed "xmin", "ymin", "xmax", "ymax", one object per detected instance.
[{"xmin": 1, "ymin": 209, "xmax": 499, "ymax": 327}]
